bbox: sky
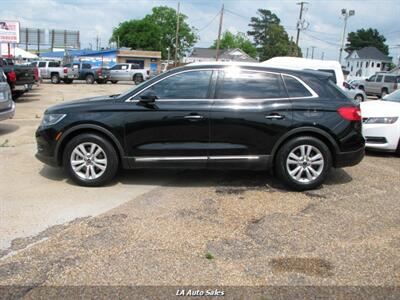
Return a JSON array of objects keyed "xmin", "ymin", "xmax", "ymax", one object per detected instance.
[{"xmin": 2, "ymin": 0, "xmax": 400, "ymax": 62}]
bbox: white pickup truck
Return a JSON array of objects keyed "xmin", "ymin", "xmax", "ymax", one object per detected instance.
[
  {"xmin": 32, "ymin": 61, "xmax": 79, "ymax": 84},
  {"xmin": 108, "ymin": 63, "xmax": 150, "ymax": 84}
]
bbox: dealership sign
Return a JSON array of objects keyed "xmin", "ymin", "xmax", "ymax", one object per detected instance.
[{"xmin": 0, "ymin": 21, "xmax": 20, "ymax": 43}]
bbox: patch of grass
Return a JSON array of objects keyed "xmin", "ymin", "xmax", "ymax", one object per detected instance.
[
  {"xmin": 205, "ymin": 252, "xmax": 214, "ymax": 260},
  {"xmin": 0, "ymin": 139, "xmax": 11, "ymax": 147}
]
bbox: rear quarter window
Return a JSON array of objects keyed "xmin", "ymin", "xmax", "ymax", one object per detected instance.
[
  {"xmin": 384, "ymin": 76, "xmax": 396, "ymax": 83},
  {"xmin": 283, "ymin": 75, "xmax": 312, "ymax": 98},
  {"xmin": 300, "ymin": 74, "xmax": 348, "ymax": 100}
]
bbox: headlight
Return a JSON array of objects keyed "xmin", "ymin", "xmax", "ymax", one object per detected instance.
[
  {"xmin": 363, "ymin": 117, "xmax": 398, "ymax": 124},
  {"xmin": 40, "ymin": 114, "xmax": 66, "ymax": 127}
]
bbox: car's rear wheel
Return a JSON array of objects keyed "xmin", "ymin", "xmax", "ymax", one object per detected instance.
[
  {"xmin": 51, "ymin": 74, "xmax": 60, "ymax": 84},
  {"xmin": 111, "ymin": 80, "xmax": 118, "ymax": 84},
  {"xmin": 63, "ymin": 133, "xmax": 119, "ymax": 187},
  {"xmin": 275, "ymin": 136, "xmax": 332, "ymax": 191},
  {"xmin": 85, "ymin": 74, "xmax": 95, "ymax": 84},
  {"xmin": 133, "ymin": 74, "xmax": 143, "ymax": 84},
  {"xmin": 380, "ymin": 89, "xmax": 388, "ymax": 99}
]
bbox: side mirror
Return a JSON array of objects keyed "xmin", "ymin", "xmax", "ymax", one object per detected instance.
[
  {"xmin": 365, "ymin": 78, "xmax": 370, "ymax": 82},
  {"xmin": 139, "ymin": 91, "xmax": 157, "ymax": 104}
]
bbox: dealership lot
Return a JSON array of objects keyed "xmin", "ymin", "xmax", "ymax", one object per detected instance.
[{"xmin": 0, "ymin": 83, "xmax": 399, "ymax": 287}]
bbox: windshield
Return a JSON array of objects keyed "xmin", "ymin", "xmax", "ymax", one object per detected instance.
[{"xmin": 383, "ymin": 89, "xmax": 400, "ymax": 103}]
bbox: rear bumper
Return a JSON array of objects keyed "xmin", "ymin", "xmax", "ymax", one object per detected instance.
[
  {"xmin": 334, "ymin": 147, "xmax": 365, "ymax": 168},
  {"xmin": 0, "ymin": 101, "xmax": 15, "ymax": 121}
]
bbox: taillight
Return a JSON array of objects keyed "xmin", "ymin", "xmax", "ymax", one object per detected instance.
[
  {"xmin": 96, "ymin": 68, "xmax": 102, "ymax": 75},
  {"xmin": 63, "ymin": 67, "xmax": 68, "ymax": 74},
  {"xmin": 34, "ymin": 67, "xmax": 39, "ymax": 81},
  {"xmin": 8, "ymin": 70, "xmax": 16, "ymax": 82},
  {"xmin": 147, "ymin": 70, "xmax": 150, "ymax": 75},
  {"xmin": 337, "ymin": 106, "xmax": 361, "ymax": 121},
  {"xmin": 394, "ymin": 82, "xmax": 398, "ymax": 89}
]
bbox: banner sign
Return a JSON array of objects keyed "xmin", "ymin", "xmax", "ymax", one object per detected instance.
[{"xmin": 0, "ymin": 21, "xmax": 20, "ymax": 43}]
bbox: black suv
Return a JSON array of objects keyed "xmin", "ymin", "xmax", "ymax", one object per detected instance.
[{"xmin": 36, "ymin": 63, "xmax": 364, "ymax": 190}]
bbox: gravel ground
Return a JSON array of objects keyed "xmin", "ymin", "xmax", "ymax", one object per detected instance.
[{"xmin": 0, "ymin": 83, "xmax": 399, "ymax": 299}]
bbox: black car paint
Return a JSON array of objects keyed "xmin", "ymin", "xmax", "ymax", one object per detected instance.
[{"xmin": 36, "ymin": 64, "xmax": 365, "ymax": 171}]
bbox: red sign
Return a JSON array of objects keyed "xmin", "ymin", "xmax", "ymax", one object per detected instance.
[{"xmin": 0, "ymin": 21, "xmax": 20, "ymax": 44}]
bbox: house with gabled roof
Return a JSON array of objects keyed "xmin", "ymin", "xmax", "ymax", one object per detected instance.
[
  {"xmin": 344, "ymin": 46, "xmax": 392, "ymax": 79},
  {"xmin": 183, "ymin": 47, "xmax": 257, "ymax": 63}
]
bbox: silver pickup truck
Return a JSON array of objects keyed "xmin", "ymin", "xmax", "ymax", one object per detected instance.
[
  {"xmin": 356, "ymin": 73, "xmax": 400, "ymax": 98},
  {"xmin": 108, "ymin": 63, "xmax": 150, "ymax": 84},
  {"xmin": 31, "ymin": 61, "xmax": 79, "ymax": 84}
]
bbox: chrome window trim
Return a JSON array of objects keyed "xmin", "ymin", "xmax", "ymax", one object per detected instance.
[
  {"xmin": 126, "ymin": 67, "xmax": 319, "ymax": 103},
  {"xmin": 134, "ymin": 155, "xmax": 261, "ymax": 162}
]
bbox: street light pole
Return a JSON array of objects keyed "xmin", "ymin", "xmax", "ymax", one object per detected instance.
[{"xmin": 338, "ymin": 8, "xmax": 355, "ymax": 64}]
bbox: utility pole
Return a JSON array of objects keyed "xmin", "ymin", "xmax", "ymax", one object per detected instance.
[
  {"xmin": 117, "ymin": 35, "xmax": 120, "ymax": 49},
  {"xmin": 215, "ymin": 4, "xmax": 224, "ymax": 61},
  {"xmin": 311, "ymin": 46, "xmax": 316, "ymax": 59},
  {"xmin": 305, "ymin": 47, "xmax": 309, "ymax": 58},
  {"xmin": 338, "ymin": 9, "xmax": 355, "ymax": 64},
  {"xmin": 96, "ymin": 35, "xmax": 99, "ymax": 51},
  {"xmin": 295, "ymin": 2, "xmax": 308, "ymax": 51},
  {"xmin": 174, "ymin": 2, "xmax": 180, "ymax": 67}
]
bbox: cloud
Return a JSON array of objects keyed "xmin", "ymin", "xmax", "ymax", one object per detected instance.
[{"xmin": 1, "ymin": 0, "xmax": 399, "ymax": 60}]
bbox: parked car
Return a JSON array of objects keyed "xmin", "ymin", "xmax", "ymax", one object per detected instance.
[
  {"xmin": 261, "ymin": 57, "xmax": 345, "ymax": 87},
  {"xmin": 0, "ymin": 68, "xmax": 15, "ymax": 121},
  {"xmin": 343, "ymin": 81, "xmax": 367, "ymax": 102},
  {"xmin": 31, "ymin": 61, "xmax": 78, "ymax": 84},
  {"xmin": 0, "ymin": 57, "xmax": 36, "ymax": 96},
  {"xmin": 361, "ymin": 89, "xmax": 400, "ymax": 152},
  {"xmin": 357, "ymin": 73, "xmax": 400, "ymax": 98},
  {"xmin": 64, "ymin": 62, "xmax": 110, "ymax": 84},
  {"xmin": 36, "ymin": 62, "xmax": 365, "ymax": 190},
  {"xmin": 108, "ymin": 63, "xmax": 150, "ymax": 84}
]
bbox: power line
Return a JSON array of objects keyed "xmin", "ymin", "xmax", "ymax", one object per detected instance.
[
  {"xmin": 197, "ymin": 10, "xmax": 221, "ymax": 32},
  {"xmin": 302, "ymin": 31, "xmax": 341, "ymax": 47}
]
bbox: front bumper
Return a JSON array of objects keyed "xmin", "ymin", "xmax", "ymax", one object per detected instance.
[
  {"xmin": 362, "ymin": 122, "xmax": 400, "ymax": 151},
  {"xmin": 334, "ymin": 146, "xmax": 365, "ymax": 168},
  {"xmin": 0, "ymin": 101, "xmax": 15, "ymax": 121},
  {"xmin": 35, "ymin": 126, "xmax": 60, "ymax": 167}
]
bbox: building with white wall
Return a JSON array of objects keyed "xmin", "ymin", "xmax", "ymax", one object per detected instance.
[{"xmin": 344, "ymin": 46, "xmax": 392, "ymax": 79}]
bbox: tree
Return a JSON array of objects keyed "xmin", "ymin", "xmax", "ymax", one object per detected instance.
[
  {"xmin": 110, "ymin": 6, "xmax": 198, "ymax": 59},
  {"xmin": 345, "ymin": 28, "xmax": 389, "ymax": 55},
  {"xmin": 247, "ymin": 9, "xmax": 301, "ymax": 61},
  {"xmin": 210, "ymin": 31, "xmax": 257, "ymax": 58}
]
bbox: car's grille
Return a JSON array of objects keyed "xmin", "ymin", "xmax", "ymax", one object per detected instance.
[{"xmin": 365, "ymin": 136, "xmax": 387, "ymax": 144}]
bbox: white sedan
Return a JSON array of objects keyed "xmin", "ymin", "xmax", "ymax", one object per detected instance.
[{"xmin": 361, "ymin": 89, "xmax": 400, "ymax": 152}]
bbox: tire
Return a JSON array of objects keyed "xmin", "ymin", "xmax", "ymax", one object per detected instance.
[
  {"xmin": 51, "ymin": 73, "xmax": 60, "ymax": 84},
  {"xmin": 85, "ymin": 74, "xmax": 95, "ymax": 84},
  {"xmin": 354, "ymin": 94, "xmax": 364, "ymax": 102},
  {"xmin": 275, "ymin": 136, "xmax": 332, "ymax": 191},
  {"xmin": 380, "ymin": 89, "xmax": 388, "ymax": 99},
  {"xmin": 133, "ymin": 74, "xmax": 143, "ymax": 84},
  {"xmin": 96, "ymin": 79, "xmax": 105, "ymax": 84},
  {"xmin": 111, "ymin": 80, "xmax": 118, "ymax": 84},
  {"xmin": 63, "ymin": 133, "xmax": 119, "ymax": 187}
]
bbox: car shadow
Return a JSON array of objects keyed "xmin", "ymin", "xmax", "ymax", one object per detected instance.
[
  {"xmin": 0, "ymin": 123, "xmax": 19, "ymax": 135},
  {"xmin": 14, "ymin": 93, "xmax": 41, "ymax": 103},
  {"xmin": 38, "ymin": 166, "xmax": 353, "ymax": 191}
]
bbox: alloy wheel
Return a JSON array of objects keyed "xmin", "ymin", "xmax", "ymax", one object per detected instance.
[
  {"xmin": 286, "ymin": 144, "xmax": 324, "ymax": 183},
  {"xmin": 70, "ymin": 142, "xmax": 107, "ymax": 180}
]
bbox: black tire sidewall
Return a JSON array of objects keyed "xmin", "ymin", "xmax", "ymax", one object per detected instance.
[
  {"xmin": 63, "ymin": 133, "xmax": 119, "ymax": 187},
  {"xmin": 275, "ymin": 136, "xmax": 332, "ymax": 191},
  {"xmin": 133, "ymin": 75, "xmax": 143, "ymax": 84},
  {"xmin": 86, "ymin": 75, "xmax": 95, "ymax": 84}
]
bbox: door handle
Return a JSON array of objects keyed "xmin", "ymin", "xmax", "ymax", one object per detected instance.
[
  {"xmin": 184, "ymin": 115, "xmax": 204, "ymax": 121},
  {"xmin": 265, "ymin": 113, "xmax": 285, "ymax": 120}
]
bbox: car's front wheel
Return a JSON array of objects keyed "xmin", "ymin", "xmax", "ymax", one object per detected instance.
[
  {"xmin": 63, "ymin": 133, "xmax": 119, "ymax": 187},
  {"xmin": 275, "ymin": 136, "xmax": 332, "ymax": 191},
  {"xmin": 355, "ymin": 94, "xmax": 364, "ymax": 102}
]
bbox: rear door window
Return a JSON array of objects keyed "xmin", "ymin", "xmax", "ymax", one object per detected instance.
[
  {"xmin": 217, "ymin": 70, "xmax": 286, "ymax": 99},
  {"xmin": 376, "ymin": 75, "xmax": 383, "ymax": 82},
  {"xmin": 283, "ymin": 75, "xmax": 312, "ymax": 98}
]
